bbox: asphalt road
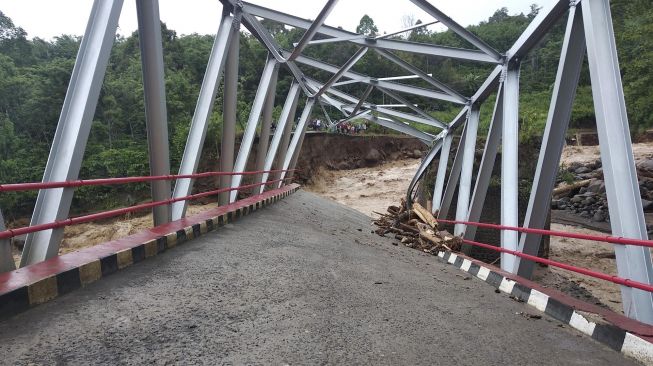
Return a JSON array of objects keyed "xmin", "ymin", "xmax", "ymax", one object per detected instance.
[{"xmin": 0, "ymin": 191, "xmax": 639, "ymax": 365}]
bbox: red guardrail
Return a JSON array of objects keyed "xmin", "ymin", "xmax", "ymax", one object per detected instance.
[
  {"xmin": 437, "ymin": 218, "xmax": 653, "ymax": 248},
  {"xmin": 461, "ymin": 238, "xmax": 653, "ymax": 293},
  {"xmin": 0, "ymin": 170, "xmax": 295, "ymax": 240},
  {"xmin": 434, "ymin": 218, "xmax": 653, "ymax": 292},
  {"xmin": 0, "ymin": 168, "xmax": 296, "ymax": 192}
]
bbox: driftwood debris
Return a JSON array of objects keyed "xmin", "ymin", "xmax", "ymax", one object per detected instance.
[
  {"xmin": 552, "ymin": 179, "xmax": 591, "ymax": 198},
  {"xmin": 373, "ymin": 199, "xmax": 462, "ymax": 253}
]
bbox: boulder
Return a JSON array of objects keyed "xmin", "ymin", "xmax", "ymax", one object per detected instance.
[
  {"xmin": 592, "ymin": 211, "xmax": 606, "ymax": 222},
  {"xmin": 575, "ymin": 166, "xmax": 592, "ymax": 174},
  {"xmin": 642, "ymin": 199, "xmax": 653, "ymax": 212},
  {"xmin": 586, "ymin": 179, "xmax": 605, "ymax": 194},
  {"xmin": 637, "ymin": 159, "xmax": 653, "ymax": 178},
  {"xmin": 364, "ymin": 148, "xmax": 383, "ymax": 163}
]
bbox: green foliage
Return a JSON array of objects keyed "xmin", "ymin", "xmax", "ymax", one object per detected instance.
[{"xmin": 0, "ymin": 1, "xmax": 652, "ymax": 218}]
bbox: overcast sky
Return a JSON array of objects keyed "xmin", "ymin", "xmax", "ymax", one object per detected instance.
[{"xmin": 0, "ymin": 0, "xmax": 554, "ymax": 40}]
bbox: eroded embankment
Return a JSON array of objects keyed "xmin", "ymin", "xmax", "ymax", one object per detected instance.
[{"xmin": 293, "ymin": 133, "xmax": 427, "ymax": 184}]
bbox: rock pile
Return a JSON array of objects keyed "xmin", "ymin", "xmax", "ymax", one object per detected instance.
[{"xmin": 553, "ymin": 158, "xmax": 653, "ymax": 222}]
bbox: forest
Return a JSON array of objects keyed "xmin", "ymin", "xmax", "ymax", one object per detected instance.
[{"xmin": 0, "ymin": 0, "xmax": 651, "ymax": 218}]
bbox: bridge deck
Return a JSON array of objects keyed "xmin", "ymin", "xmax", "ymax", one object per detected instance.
[{"xmin": 0, "ymin": 191, "xmax": 637, "ymax": 365}]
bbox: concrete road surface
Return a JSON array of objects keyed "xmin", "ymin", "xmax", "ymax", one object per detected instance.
[{"xmin": 0, "ymin": 191, "xmax": 639, "ymax": 365}]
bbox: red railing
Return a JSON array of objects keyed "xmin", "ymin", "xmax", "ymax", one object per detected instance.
[
  {"xmin": 0, "ymin": 168, "xmax": 295, "ymax": 192},
  {"xmin": 436, "ymin": 218, "xmax": 653, "ymax": 293},
  {"xmin": 0, "ymin": 169, "xmax": 295, "ymax": 240}
]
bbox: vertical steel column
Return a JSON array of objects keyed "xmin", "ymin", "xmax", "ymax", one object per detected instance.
[
  {"xmin": 230, "ymin": 57, "xmax": 278, "ymax": 202},
  {"xmin": 437, "ymin": 123, "xmax": 467, "ymax": 220},
  {"xmin": 253, "ymin": 65, "xmax": 279, "ymax": 189},
  {"xmin": 273, "ymin": 93, "xmax": 299, "ymax": 185},
  {"xmin": 259, "ymin": 83, "xmax": 301, "ymax": 193},
  {"xmin": 219, "ymin": 18, "xmax": 240, "ymax": 206},
  {"xmin": 432, "ymin": 132, "xmax": 453, "ymax": 214},
  {"xmin": 20, "ymin": 0, "xmax": 123, "ymax": 267},
  {"xmin": 463, "ymin": 85, "xmax": 504, "ymax": 245},
  {"xmin": 137, "ymin": 0, "xmax": 171, "ymax": 226},
  {"xmin": 0, "ymin": 210, "xmax": 14, "ymax": 272},
  {"xmin": 515, "ymin": 5, "xmax": 585, "ymax": 278},
  {"xmin": 454, "ymin": 106, "xmax": 479, "ymax": 236},
  {"xmin": 278, "ymin": 98, "xmax": 317, "ymax": 186},
  {"xmin": 501, "ymin": 61, "xmax": 521, "ymax": 272},
  {"xmin": 171, "ymin": 10, "xmax": 235, "ymax": 220},
  {"xmin": 583, "ymin": 0, "xmax": 653, "ymax": 323}
]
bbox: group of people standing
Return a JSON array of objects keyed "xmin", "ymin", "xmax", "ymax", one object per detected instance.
[{"xmin": 335, "ymin": 121, "xmax": 367, "ymax": 135}]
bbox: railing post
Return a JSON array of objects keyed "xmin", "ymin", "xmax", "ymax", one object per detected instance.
[
  {"xmin": 171, "ymin": 9, "xmax": 235, "ymax": 219},
  {"xmin": 219, "ymin": 14, "xmax": 240, "ymax": 206},
  {"xmin": 137, "ymin": 0, "xmax": 171, "ymax": 226},
  {"xmin": 230, "ymin": 56, "xmax": 278, "ymax": 202},
  {"xmin": 583, "ymin": 0, "xmax": 653, "ymax": 324},
  {"xmin": 0, "ymin": 210, "xmax": 14, "ymax": 272},
  {"xmin": 515, "ymin": 5, "xmax": 585, "ymax": 278},
  {"xmin": 500, "ymin": 60, "xmax": 521, "ymax": 273},
  {"xmin": 454, "ymin": 105, "xmax": 479, "ymax": 236},
  {"xmin": 20, "ymin": 0, "xmax": 124, "ymax": 267}
]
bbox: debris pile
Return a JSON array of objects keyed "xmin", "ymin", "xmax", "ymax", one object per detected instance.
[{"xmin": 373, "ymin": 199, "xmax": 461, "ymax": 253}]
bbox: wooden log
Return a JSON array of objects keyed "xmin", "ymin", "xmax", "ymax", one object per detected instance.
[
  {"xmin": 413, "ymin": 203, "xmax": 438, "ymax": 229},
  {"xmin": 552, "ymin": 179, "xmax": 591, "ymax": 198},
  {"xmin": 399, "ymin": 223, "xmax": 419, "ymax": 234}
]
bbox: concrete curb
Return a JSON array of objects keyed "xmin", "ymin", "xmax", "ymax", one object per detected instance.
[
  {"xmin": 435, "ymin": 250, "xmax": 653, "ymax": 365},
  {"xmin": 0, "ymin": 184, "xmax": 300, "ymax": 321}
]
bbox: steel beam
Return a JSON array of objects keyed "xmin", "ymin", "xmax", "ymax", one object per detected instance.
[
  {"xmin": 409, "ymin": 0, "xmax": 502, "ymax": 61},
  {"xmin": 253, "ymin": 64, "xmax": 279, "ymax": 190},
  {"xmin": 507, "ymin": 0, "xmax": 570, "ymax": 60},
  {"xmin": 288, "ymin": 0, "xmax": 339, "ymax": 60},
  {"xmin": 438, "ymin": 122, "xmax": 466, "ymax": 220},
  {"xmin": 241, "ymin": 2, "xmax": 499, "ymax": 63},
  {"xmin": 350, "ymin": 85, "xmax": 374, "ymax": 117},
  {"xmin": 295, "ymin": 54, "xmax": 464, "ymax": 105},
  {"xmin": 314, "ymin": 80, "xmax": 446, "ymax": 129},
  {"xmin": 0, "ymin": 210, "xmax": 14, "ymax": 272},
  {"xmin": 219, "ymin": 18, "xmax": 240, "ymax": 206},
  {"xmin": 463, "ymin": 84, "xmax": 504, "ymax": 245},
  {"xmin": 377, "ymin": 87, "xmax": 442, "ymax": 125},
  {"xmin": 278, "ymin": 98, "xmax": 317, "ymax": 186},
  {"xmin": 230, "ymin": 57, "xmax": 278, "ymax": 202},
  {"xmin": 454, "ymin": 106, "xmax": 479, "ymax": 236},
  {"xmin": 375, "ymin": 49, "xmax": 468, "ymax": 103},
  {"xmin": 515, "ymin": 5, "xmax": 585, "ymax": 278},
  {"xmin": 583, "ymin": 0, "xmax": 653, "ymax": 324},
  {"xmin": 316, "ymin": 47, "xmax": 368, "ymax": 97},
  {"xmin": 171, "ymin": 10, "xmax": 235, "ymax": 220},
  {"xmin": 405, "ymin": 135, "xmax": 445, "ymax": 206},
  {"xmin": 500, "ymin": 61, "xmax": 521, "ymax": 272},
  {"xmin": 20, "ymin": 0, "xmax": 124, "ymax": 266},
  {"xmin": 432, "ymin": 132, "xmax": 453, "ymax": 214},
  {"xmin": 302, "ymin": 20, "xmax": 438, "ymax": 47},
  {"xmin": 259, "ymin": 83, "xmax": 301, "ymax": 193},
  {"xmin": 136, "ymin": 0, "xmax": 171, "ymax": 226},
  {"xmin": 361, "ymin": 115, "xmax": 434, "ymax": 143}
]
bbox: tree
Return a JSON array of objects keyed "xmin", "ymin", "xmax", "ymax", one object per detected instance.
[{"xmin": 356, "ymin": 15, "xmax": 378, "ymax": 36}]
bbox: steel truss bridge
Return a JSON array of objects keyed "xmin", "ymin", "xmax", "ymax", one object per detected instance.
[{"xmin": 1, "ymin": 0, "xmax": 653, "ymax": 338}]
